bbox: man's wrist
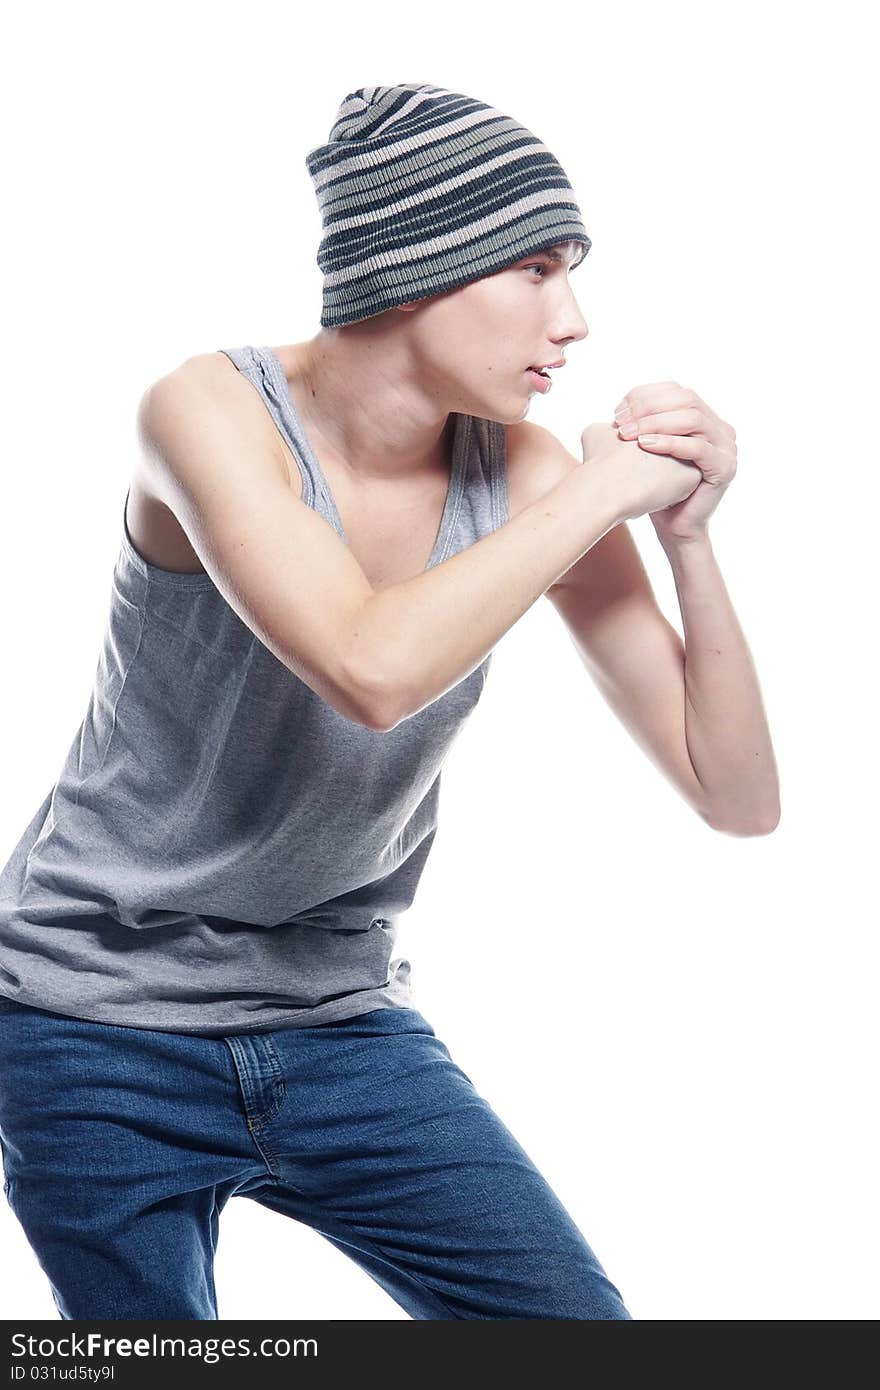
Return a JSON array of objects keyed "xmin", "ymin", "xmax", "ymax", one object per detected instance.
[
  {"xmin": 656, "ymin": 525, "xmax": 712, "ymax": 555},
  {"xmin": 577, "ymin": 456, "xmax": 629, "ymax": 532}
]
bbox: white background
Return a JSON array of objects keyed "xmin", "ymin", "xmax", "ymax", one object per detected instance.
[{"xmin": 1, "ymin": 0, "xmax": 877, "ymax": 1321}]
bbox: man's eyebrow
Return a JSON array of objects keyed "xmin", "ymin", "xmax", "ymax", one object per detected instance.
[{"xmin": 525, "ymin": 247, "xmax": 578, "ymax": 265}]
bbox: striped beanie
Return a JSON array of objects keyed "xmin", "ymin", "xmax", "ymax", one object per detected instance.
[{"xmin": 305, "ymin": 82, "xmax": 591, "ymax": 329}]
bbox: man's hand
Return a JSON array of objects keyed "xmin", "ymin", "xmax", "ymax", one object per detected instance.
[{"xmin": 614, "ymin": 382, "xmax": 738, "ymax": 545}]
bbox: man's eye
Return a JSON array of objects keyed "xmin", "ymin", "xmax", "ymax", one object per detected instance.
[{"xmin": 525, "ymin": 264, "xmax": 547, "ymax": 277}]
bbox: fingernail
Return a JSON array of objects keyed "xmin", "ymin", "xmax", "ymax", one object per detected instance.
[{"xmin": 638, "ymin": 434, "xmax": 660, "ymax": 444}]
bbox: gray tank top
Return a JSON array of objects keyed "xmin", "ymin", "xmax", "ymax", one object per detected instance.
[{"xmin": 0, "ymin": 345, "xmax": 509, "ymax": 1035}]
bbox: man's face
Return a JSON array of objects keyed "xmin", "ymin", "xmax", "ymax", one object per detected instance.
[{"xmin": 406, "ymin": 239, "xmax": 589, "ymax": 423}]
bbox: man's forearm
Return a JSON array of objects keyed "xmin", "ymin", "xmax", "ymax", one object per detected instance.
[
  {"xmin": 663, "ymin": 533, "xmax": 781, "ymax": 833},
  {"xmin": 346, "ymin": 466, "xmax": 621, "ymax": 727}
]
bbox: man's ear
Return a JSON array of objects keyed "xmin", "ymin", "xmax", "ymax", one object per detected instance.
[{"xmin": 396, "ymin": 294, "xmax": 443, "ymax": 314}]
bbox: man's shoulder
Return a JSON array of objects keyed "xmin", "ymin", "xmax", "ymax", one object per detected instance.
[{"xmin": 502, "ymin": 420, "xmax": 582, "ymax": 522}]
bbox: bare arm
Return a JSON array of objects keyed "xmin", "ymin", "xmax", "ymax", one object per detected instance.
[
  {"xmin": 513, "ymin": 419, "xmax": 778, "ymax": 834},
  {"xmin": 140, "ymin": 358, "xmax": 622, "ymax": 731},
  {"xmin": 351, "ymin": 466, "xmax": 622, "ymax": 727},
  {"xmin": 660, "ymin": 534, "xmax": 780, "ymax": 833}
]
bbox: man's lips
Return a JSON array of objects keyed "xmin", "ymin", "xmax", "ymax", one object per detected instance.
[{"xmin": 526, "ymin": 367, "xmax": 552, "ymax": 393}]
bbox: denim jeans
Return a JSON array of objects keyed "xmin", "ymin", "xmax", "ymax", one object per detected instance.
[{"xmin": 0, "ymin": 999, "xmax": 632, "ymax": 1320}]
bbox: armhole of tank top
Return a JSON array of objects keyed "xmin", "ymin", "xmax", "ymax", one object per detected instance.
[
  {"xmin": 216, "ymin": 346, "xmax": 314, "ymax": 508},
  {"xmin": 490, "ymin": 419, "xmax": 510, "ymax": 528}
]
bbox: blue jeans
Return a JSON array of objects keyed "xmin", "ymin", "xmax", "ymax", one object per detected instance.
[{"xmin": 0, "ymin": 999, "xmax": 632, "ymax": 1320}]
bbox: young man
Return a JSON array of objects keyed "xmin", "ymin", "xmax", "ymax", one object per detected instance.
[{"xmin": 0, "ymin": 83, "xmax": 778, "ymax": 1321}]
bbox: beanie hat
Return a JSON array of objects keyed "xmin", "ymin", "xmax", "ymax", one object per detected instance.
[{"xmin": 305, "ymin": 82, "xmax": 591, "ymax": 329}]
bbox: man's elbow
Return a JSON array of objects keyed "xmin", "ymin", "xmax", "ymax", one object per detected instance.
[
  {"xmin": 349, "ymin": 670, "xmax": 407, "ymax": 732},
  {"xmin": 704, "ymin": 804, "xmax": 782, "ymax": 837},
  {"xmin": 355, "ymin": 688, "xmax": 399, "ymax": 732}
]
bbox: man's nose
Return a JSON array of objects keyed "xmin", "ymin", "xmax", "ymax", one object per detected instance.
[
  {"xmin": 554, "ymin": 310, "xmax": 588, "ymax": 348},
  {"xmin": 555, "ymin": 286, "xmax": 589, "ymax": 344}
]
